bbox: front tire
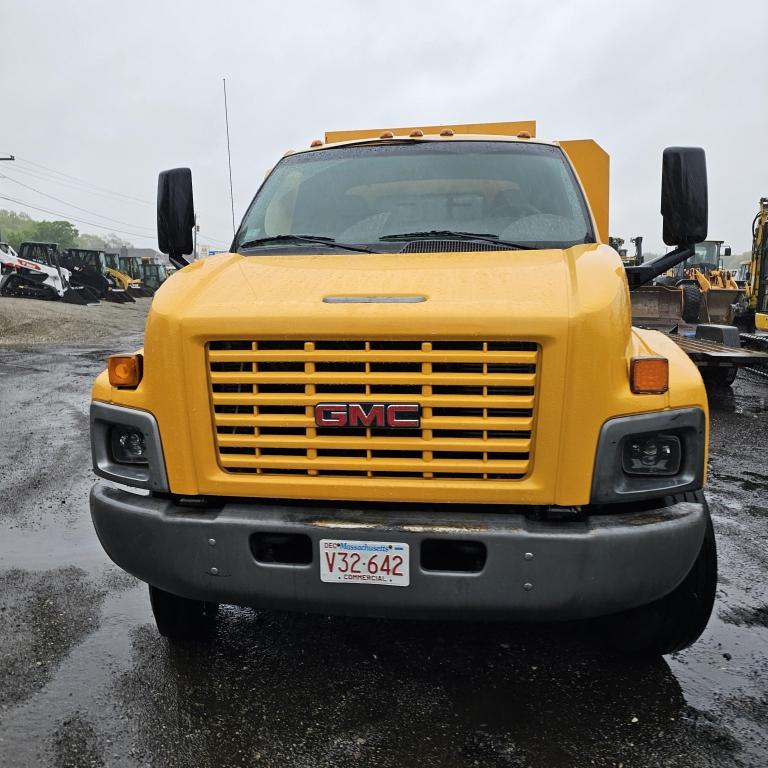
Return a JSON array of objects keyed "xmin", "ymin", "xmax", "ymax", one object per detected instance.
[
  {"xmin": 681, "ymin": 283, "xmax": 702, "ymax": 323},
  {"xmin": 603, "ymin": 491, "xmax": 717, "ymax": 656},
  {"xmin": 701, "ymin": 366, "xmax": 738, "ymax": 387},
  {"xmin": 148, "ymin": 585, "xmax": 218, "ymax": 642}
]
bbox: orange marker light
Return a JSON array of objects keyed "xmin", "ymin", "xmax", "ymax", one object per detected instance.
[
  {"xmin": 517, "ymin": 131, "xmax": 531, "ymax": 139},
  {"xmin": 440, "ymin": 128, "xmax": 454, "ymax": 136},
  {"xmin": 108, "ymin": 354, "xmax": 143, "ymax": 388},
  {"xmin": 409, "ymin": 129, "xmax": 424, "ymax": 137},
  {"xmin": 379, "ymin": 131, "xmax": 394, "ymax": 139},
  {"xmin": 630, "ymin": 356, "xmax": 668, "ymax": 394},
  {"xmin": 310, "ymin": 139, "xmax": 323, "ymax": 147}
]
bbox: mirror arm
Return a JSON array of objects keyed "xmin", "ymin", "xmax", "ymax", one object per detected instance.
[
  {"xmin": 624, "ymin": 244, "xmax": 694, "ymax": 291},
  {"xmin": 167, "ymin": 251, "xmax": 190, "ymax": 270}
]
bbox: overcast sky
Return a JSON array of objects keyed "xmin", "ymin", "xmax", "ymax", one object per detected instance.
[{"xmin": 2, "ymin": 0, "xmax": 766, "ymax": 255}]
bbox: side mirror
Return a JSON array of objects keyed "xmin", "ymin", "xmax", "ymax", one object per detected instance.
[
  {"xmin": 723, "ymin": 245, "xmax": 732, "ymax": 257},
  {"xmin": 661, "ymin": 147, "xmax": 708, "ymax": 246},
  {"xmin": 625, "ymin": 148, "xmax": 708, "ymax": 290},
  {"xmin": 157, "ymin": 168, "xmax": 195, "ymax": 268}
]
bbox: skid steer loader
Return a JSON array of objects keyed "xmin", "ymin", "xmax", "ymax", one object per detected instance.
[
  {"xmin": 138, "ymin": 258, "xmax": 168, "ymax": 295},
  {"xmin": 0, "ymin": 241, "xmax": 97, "ymax": 304},
  {"xmin": 117, "ymin": 255, "xmax": 153, "ymax": 296},
  {"xmin": 61, "ymin": 248, "xmax": 133, "ymax": 303},
  {"xmin": 103, "ymin": 252, "xmax": 147, "ymax": 298}
]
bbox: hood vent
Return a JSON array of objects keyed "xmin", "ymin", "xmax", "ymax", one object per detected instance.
[{"xmin": 400, "ymin": 240, "xmax": 510, "ymax": 253}]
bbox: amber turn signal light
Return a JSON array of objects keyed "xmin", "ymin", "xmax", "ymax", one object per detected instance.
[
  {"xmin": 630, "ymin": 356, "xmax": 668, "ymax": 394},
  {"xmin": 108, "ymin": 354, "xmax": 143, "ymax": 388}
]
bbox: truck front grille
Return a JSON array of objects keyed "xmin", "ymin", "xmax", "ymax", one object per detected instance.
[{"xmin": 207, "ymin": 340, "xmax": 539, "ymax": 481}]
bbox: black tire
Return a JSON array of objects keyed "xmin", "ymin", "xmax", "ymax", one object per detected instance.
[
  {"xmin": 701, "ymin": 366, "xmax": 738, "ymax": 388},
  {"xmin": 681, "ymin": 283, "xmax": 702, "ymax": 323},
  {"xmin": 148, "ymin": 584, "xmax": 218, "ymax": 642},
  {"xmin": 603, "ymin": 490, "xmax": 717, "ymax": 656}
]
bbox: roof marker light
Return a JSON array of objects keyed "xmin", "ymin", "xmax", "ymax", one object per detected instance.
[
  {"xmin": 440, "ymin": 129, "xmax": 454, "ymax": 136},
  {"xmin": 409, "ymin": 129, "xmax": 424, "ymax": 137},
  {"xmin": 310, "ymin": 139, "xmax": 323, "ymax": 147},
  {"xmin": 517, "ymin": 131, "xmax": 531, "ymax": 139},
  {"xmin": 380, "ymin": 131, "xmax": 394, "ymax": 139}
]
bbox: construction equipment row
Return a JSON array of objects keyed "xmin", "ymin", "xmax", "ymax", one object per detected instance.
[{"xmin": 0, "ymin": 242, "xmax": 170, "ymax": 305}]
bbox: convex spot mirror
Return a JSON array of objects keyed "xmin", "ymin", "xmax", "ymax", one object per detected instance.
[
  {"xmin": 157, "ymin": 168, "xmax": 194, "ymax": 268},
  {"xmin": 661, "ymin": 147, "xmax": 708, "ymax": 246}
]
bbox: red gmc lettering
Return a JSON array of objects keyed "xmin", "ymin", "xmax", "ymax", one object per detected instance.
[
  {"xmin": 315, "ymin": 403, "xmax": 347, "ymax": 427},
  {"xmin": 315, "ymin": 402, "xmax": 421, "ymax": 428},
  {"xmin": 386, "ymin": 404, "xmax": 420, "ymax": 427},
  {"xmin": 348, "ymin": 403, "xmax": 386, "ymax": 427}
]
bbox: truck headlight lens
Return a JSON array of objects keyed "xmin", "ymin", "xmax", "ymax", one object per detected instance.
[
  {"xmin": 110, "ymin": 426, "xmax": 148, "ymax": 464},
  {"xmin": 621, "ymin": 434, "xmax": 681, "ymax": 476}
]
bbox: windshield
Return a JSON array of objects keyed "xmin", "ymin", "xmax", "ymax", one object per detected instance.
[
  {"xmin": 686, "ymin": 241, "xmax": 720, "ymax": 269},
  {"xmin": 235, "ymin": 141, "xmax": 594, "ymax": 252}
]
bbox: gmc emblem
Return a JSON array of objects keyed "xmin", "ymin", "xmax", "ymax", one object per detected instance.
[{"xmin": 315, "ymin": 402, "xmax": 421, "ymax": 429}]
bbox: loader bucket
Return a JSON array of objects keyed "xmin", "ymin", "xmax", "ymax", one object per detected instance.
[
  {"xmin": 699, "ymin": 289, "xmax": 743, "ymax": 324},
  {"xmin": 104, "ymin": 289, "xmax": 130, "ymax": 304},
  {"xmin": 630, "ymin": 285, "xmax": 684, "ymax": 329},
  {"xmin": 62, "ymin": 286, "xmax": 100, "ymax": 305}
]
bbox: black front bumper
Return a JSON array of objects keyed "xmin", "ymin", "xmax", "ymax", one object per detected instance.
[{"xmin": 90, "ymin": 483, "xmax": 707, "ymax": 621}]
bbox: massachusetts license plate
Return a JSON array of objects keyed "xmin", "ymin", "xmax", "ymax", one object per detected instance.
[{"xmin": 319, "ymin": 539, "xmax": 410, "ymax": 587}]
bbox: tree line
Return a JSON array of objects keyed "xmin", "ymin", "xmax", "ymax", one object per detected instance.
[{"xmin": 0, "ymin": 209, "xmax": 134, "ymax": 252}]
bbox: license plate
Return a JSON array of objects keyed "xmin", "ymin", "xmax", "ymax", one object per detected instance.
[{"xmin": 319, "ymin": 539, "xmax": 410, "ymax": 587}]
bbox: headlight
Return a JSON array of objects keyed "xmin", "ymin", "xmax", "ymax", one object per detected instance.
[
  {"xmin": 621, "ymin": 434, "xmax": 681, "ymax": 476},
  {"xmin": 110, "ymin": 425, "xmax": 148, "ymax": 464},
  {"xmin": 91, "ymin": 402, "xmax": 168, "ymax": 491},
  {"xmin": 591, "ymin": 408, "xmax": 705, "ymax": 504}
]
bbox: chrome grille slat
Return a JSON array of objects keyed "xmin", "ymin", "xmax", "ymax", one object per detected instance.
[{"xmin": 206, "ymin": 340, "xmax": 539, "ymax": 481}]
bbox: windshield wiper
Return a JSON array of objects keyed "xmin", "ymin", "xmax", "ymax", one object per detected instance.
[
  {"xmin": 379, "ymin": 230, "xmax": 534, "ymax": 250},
  {"xmin": 239, "ymin": 235, "xmax": 375, "ymax": 254}
]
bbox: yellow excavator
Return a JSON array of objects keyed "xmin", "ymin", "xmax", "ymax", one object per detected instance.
[{"xmin": 733, "ymin": 198, "xmax": 768, "ymax": 339}]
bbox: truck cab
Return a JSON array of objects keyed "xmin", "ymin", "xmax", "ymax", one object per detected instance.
[{"xmin": 89, "ymin": 122, "xmax": 716, "ymax": 656}]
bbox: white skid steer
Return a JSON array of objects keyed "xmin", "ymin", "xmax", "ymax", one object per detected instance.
[{"xmin": 0, "ymin": 242, "xmax": 97, "ymax": 304}]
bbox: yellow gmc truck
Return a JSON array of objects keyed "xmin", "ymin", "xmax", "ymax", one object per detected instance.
[{"xmin": 89, "ymin": 121, "xmax": 716, "ymax": 656}]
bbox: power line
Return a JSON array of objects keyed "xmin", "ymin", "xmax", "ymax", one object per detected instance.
[
  {"xmin": 3, "ymin": 155, "xmax": 231, "ymax": 247},
  {"xmin": 199, "ymin": 231, "xmax": 231, "ymax": 247},
  {"xmin": 0, "ymin": 194, "xmax": 157, "ymax": 241},
  {"xmin": 8, "ymin": 163, "xmax": 154, "ymax": 208},
  {"xmin": 14, "ymin": 156, "xmax": 153, "ymax": 205},
  {"xmin": 0, "ymin": 171, "xmax": 156, "ymax": 233}
]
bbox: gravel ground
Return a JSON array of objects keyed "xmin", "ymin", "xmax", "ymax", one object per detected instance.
[
  {"xmin": 0, "ymin": 320, "xmax": 766, "ymax": 767},
  {"xmin": 0, "ymin": 297, "xmax": 151, "ymax": 346}
]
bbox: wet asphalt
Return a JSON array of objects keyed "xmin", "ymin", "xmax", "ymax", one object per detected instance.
[{"xmin": 0, "ymin": 340, "xmax": 767, "ymax": 768}]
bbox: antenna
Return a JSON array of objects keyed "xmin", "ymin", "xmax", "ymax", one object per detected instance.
[{"xmin": 222, "ymin": 78, "xmax": 236, "ymax": 236}]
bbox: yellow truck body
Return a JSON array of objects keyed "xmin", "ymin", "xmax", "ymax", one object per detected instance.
[{"xmin": 89, "ymin": 122, "xmax": 716, "ymax": 654}]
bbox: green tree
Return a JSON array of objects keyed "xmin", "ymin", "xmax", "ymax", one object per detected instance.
[{"xmin": 28, "ymin": 220, "xmax": 79, "ymax": 249}]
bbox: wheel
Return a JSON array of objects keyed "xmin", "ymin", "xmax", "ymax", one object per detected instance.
[
  {"xmin": 148, "ymin": 584, "xmax": 218, "ymax": 642},
  {"xmin": 681, "ymin": 283, "xmax": 702, "ymax": 323},
  {"xmin": 701, "ymin": 367, "xmax": 738, "ymax": 387},
  {"xmin": 602, "ymin": 490, "xmax": 717, "ymax": 656}
]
